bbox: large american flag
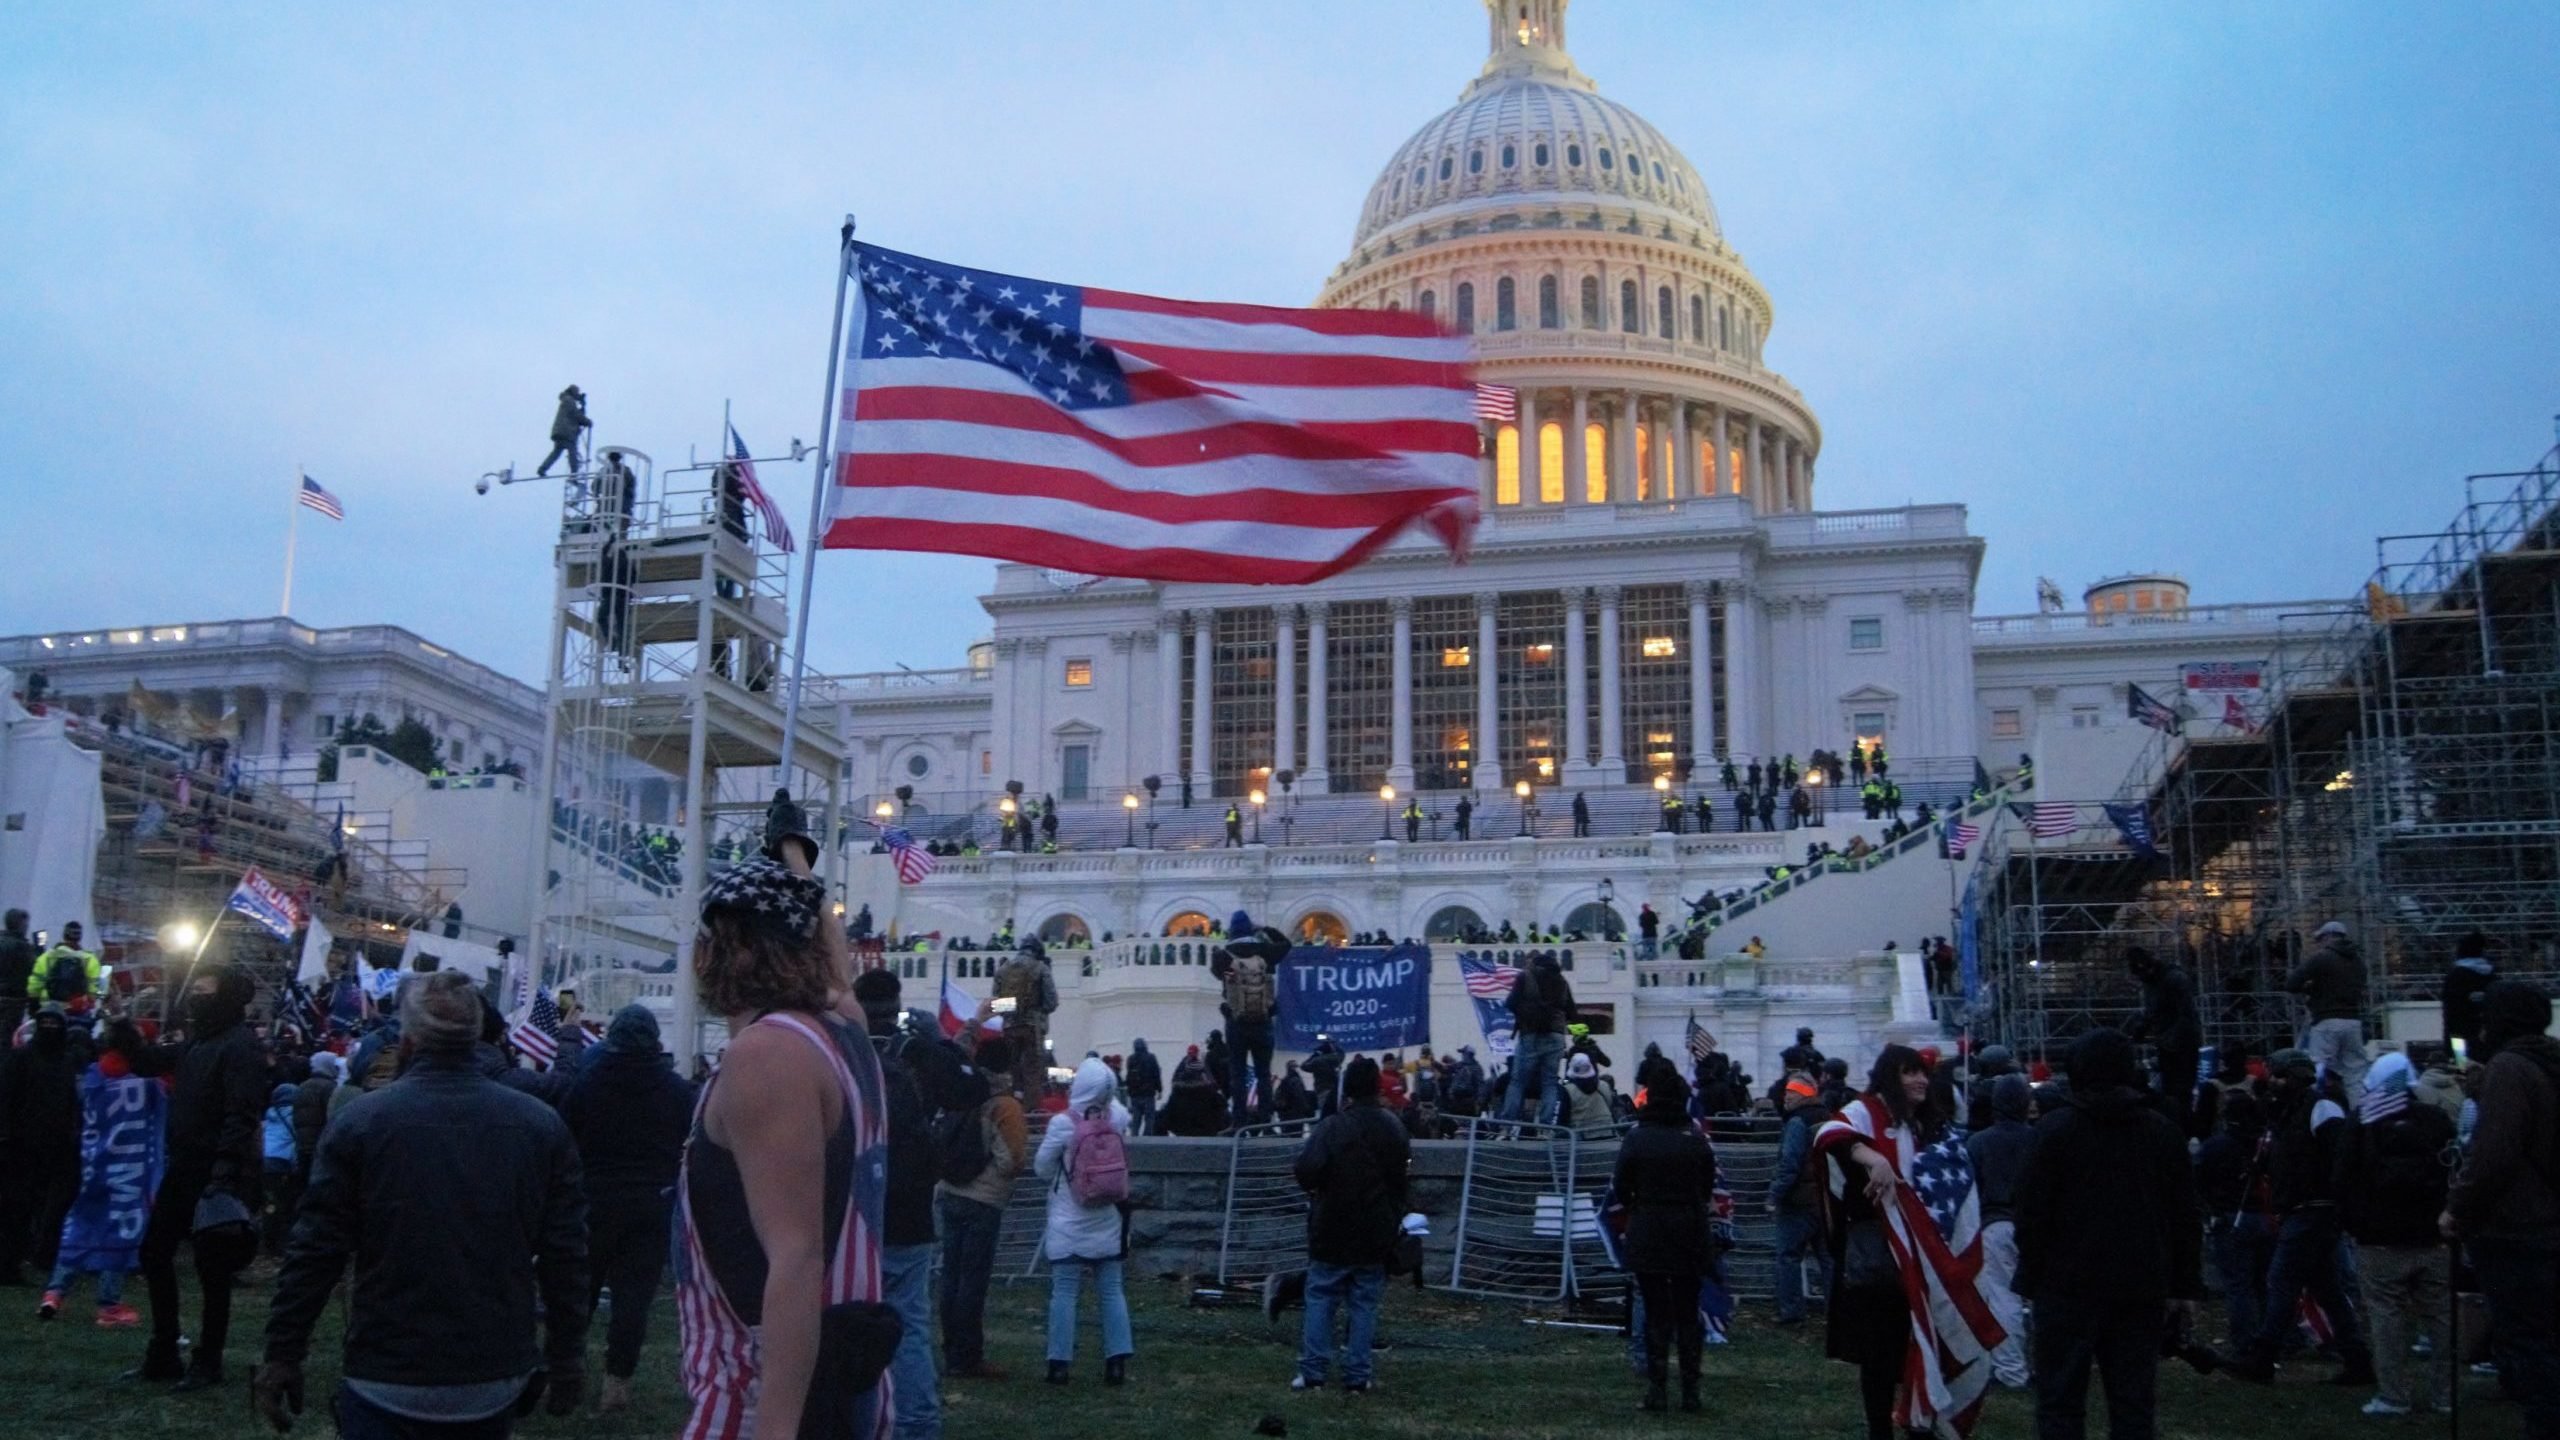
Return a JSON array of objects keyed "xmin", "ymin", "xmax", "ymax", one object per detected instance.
[
  {"xmin": 510, "ymin": 990, "xmax": 562, "ymax": 1069},
  {"xmin": 725, "ymin": 423, "xmax": 793, "ymax": 552},
  {"xmin": 883, "ymin": 826, "xmax": 936, "ymax": 885},
  {"xmin": 822, "ymin": 242, "xmax": 1480, "ymax": 583},
  {"xmin": 1459, "ymin": 953, "xmax": 1519, "ymax": 998}
]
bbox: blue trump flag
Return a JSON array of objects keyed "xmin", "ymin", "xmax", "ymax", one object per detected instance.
[
  {"xmin": 1276, "ymin": 944, "xmax": 1432, "ymax": 1052},
  {"xmin": 56, "ymin": 1064, "xmax": 167, "ymax": 1276}
]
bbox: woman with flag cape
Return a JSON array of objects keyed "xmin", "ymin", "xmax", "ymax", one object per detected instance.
[{"xmin": 1810, "ymin": 1044, "xmax": 2005, "ymax": 1439}]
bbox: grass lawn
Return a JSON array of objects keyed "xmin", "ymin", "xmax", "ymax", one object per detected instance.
[{"xmin": 7, "ymin": 1263, "xmax": 2526, "ymax": 1439}]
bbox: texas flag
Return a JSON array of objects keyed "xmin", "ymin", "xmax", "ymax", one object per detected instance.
[{"xmin": 940, "ymin": 978, "xmax": 1005, "ymax": 1040}]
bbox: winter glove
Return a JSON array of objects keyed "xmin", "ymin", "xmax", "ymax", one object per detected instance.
[
  {"xmin": 250, "ymin": 1360, "xmax": 305, "ymax": 1433},
  {"xmin": 543, "ymin": 1363, "xmax": 586, "ymax": 1417}
]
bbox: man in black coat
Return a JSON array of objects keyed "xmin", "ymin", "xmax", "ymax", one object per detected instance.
[
  {"xmin": 1124, "ymin": 1037, "xmax": 1164, "ymax": 1136},
  {"xmin": 560, "ymin": 1005, "xmax": 695, "ymax": 1413},
  {"xmin": 2123, "ymin": 947, "xmax": 2203, "ymax": 1129},
  {"xmin": 536, "ymin": 384, "xmax": 590, "ymax": 476},
  {"xmin": 115, "ymin": 966, "xmax": 268, "ymax": 1390},
  {"xmin": 0, "ymin": 1004, "xmax": 82, "ymax": 1285},
  {"xmin": 2441, "ymin": 930, "xmax": 2497, "ymax": 1053},
  {"xmin": 852, "ymin": 970, "xmax": 979, "ymax": 1440},
  {"xmin": 1614, "ymin": 1076, "xmax": 1717, "ymax": 1411},
  {"xmin": 1291, "ymin": 1058, "xmax": 1410, "ymax": 1393},
  {"xmin": 0, "ymin": 907, "xmax": 34, "ymax": 1043},
  {"xmin": 2227, "ymin": 1047, "xmax": 2375, "ymax": 1386},
  {"xmin": 2013, "ymin": 1028, "xmax": 2203, "ymax": 1440},
  {"xmin": 255, "ymin": 971, "xmax": 589, "ymax": 1431}
]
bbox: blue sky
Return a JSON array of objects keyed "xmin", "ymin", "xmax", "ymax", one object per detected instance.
[{"xmin": 3, "ymin": 1, "xmax": 2554, "ymax": 683}]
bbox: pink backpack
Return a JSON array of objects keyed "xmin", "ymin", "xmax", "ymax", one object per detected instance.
[{"xmin": 1066, "ymin": 1104, "xmax": 1130, "ymax": 1206}]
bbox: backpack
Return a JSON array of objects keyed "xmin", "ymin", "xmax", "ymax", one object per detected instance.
[
  {"xmin": 937, "ymin": 1099, "xmax": 994, "ymax": 1187},
  {"xmin": 2352, "ymin": 1112, "xmax": 2451, "ymax": 1237},
  {"xmin": 1447, "ymin": 1060, "xmax": 1483, "ymax": 1106},
  {"xmin": 1225, "ymin": 953, "xmax": 1275, "ymax": 1023},
  {"xmin": 994, "ymin": 957, "xmax": 1041, "ymax": 1013},
  {"xmin": 43, "ymin": 952, "xmax": 86, "ymax": 1003},
  {"xmin": 1065, "ymin": 1104, "xmax": 1130, "ymax": 1206}
]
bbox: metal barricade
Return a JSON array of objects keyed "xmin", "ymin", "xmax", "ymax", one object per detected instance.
[
  {"xmin": 994, "ymin": 1171, "xmax": 1050, "ymax": 1283},
  {"xmin": 1446, "ymin": 1117, "xmax": 1581, "ymax": 1301},
  {"xmin": 1217, "ymin": 1120, "xmax": 1315, "ymax": 1287},
  {"xmin": 1702, "ymin": 1116, "xmax": 1786, "ymax": 1301}
]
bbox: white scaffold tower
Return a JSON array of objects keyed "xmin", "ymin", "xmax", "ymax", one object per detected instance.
[{"xmin": 524, "ymin": 442, "xmax": 842, "ymax": 1063}]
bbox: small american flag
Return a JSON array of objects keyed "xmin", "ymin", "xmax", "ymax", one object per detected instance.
[
  {"xmin": 1685, "ymin": 1013, "xmax": 1716, "ymax": 1063},
  {"xmin": 1473, "ymin": 383, "xmax": 1517, "ymax": 423},
  {"xmin": 2027, "ymin": 801, "xmax": 2077, "ymax": 840},
  {"xmin": 510, "ymin": 990, "xmax": 562, "ymax": 1068},
  {"xmin": 2128, "ymin": 682, "xmax": 2184, "ymax": 735},
  {"xmin": 883, "ymin": 826, "xmax": 936, "ymax": 885},
  {"xmin": 278, "ymin": 978, "xmax": 325, "ymax": 1035},
  {"xmin": 727, "ymin": 423, "xmax": 795, "ymax": 552},
  {"xmin": 1947, "ymin": 817, "xmax": 1981, "ymax": 855},
  {"xmin": 1459, "ymin": 955, "xmax": 1519, "ymax": 998},
  {"xmin": 298, "ymin": 474, "xmax": 345, "ymax": 520}
]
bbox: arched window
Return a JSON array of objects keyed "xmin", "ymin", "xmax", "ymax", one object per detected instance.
[
  {"xmin": 1413, "ymin": 165, "xmax": 1426, "ymax": 189},
  {"xmin": 1533, "ymin": 141, "xmax": 1550, "ymax": 166},
  {"xmin": 1620, "ymin": 279, "xmax": 1640, "ymax": 333},
  {"xmin": 1690, "ymin": 295, "xmax": 1705, "ymax": 341},
  {"xmin": 1584, "ymin": 423, "xmax": 1609, "ymax": 502},
  {"xmin": 1500, "ymin": 143, "xmax": 1516, "ymax": 168},
  {"xmin": 1717, "ymin": 306, "xmax": 1730, "ymax": 350},
  {"xmin": 1566, "ymin": 142, "xmax": 1583, "ymax": 167},
  {"xmin": 1418, "ymin": 289, "xmax": 1437, "ymax": 320},
  {"xmin": 1657, "ymin": 286, "xmax": 1675, "ymax": 339},
  {"xmin": 1580, "ymin": 276, "xmax": 1602, "ymax": 329},
  {"xmin": 1165, "ymin": 910, "xmax": 1214, "ymax": 937},
  {"xmin": 1653, "ymin": 160, "xmax": 1666, "ymax": 182},
  {"xmin": 1036, "ymin": 913, "xmax": 1090, "ymax": 945},
  {"xmin": 1561, "ymin": 901, "xmax": 1624, "ymax": 939},
  {"xmin": 1456, "ymin": 282, "xmax": 1476, "ymax": 333},
  {"xmin": 1539, "ymin": 421, "xmax": 1565, "ymax": 504},
  {"xmin": 1424, "ymin": 905, "xmax": 1486, "ymax": 941},
  {"xmin": 1495, "ymin": 424, "xmax": 1521, "ymax": 505},
  {"xmin": 1439, "ymin": 155, "xmax": 1454, "ymax": 181},
  {"xmin": 1537, "ymin": 275, "xmax": 1560, "ymax": 329},
  {"xmin": 1598, "ymin": 148, "xmax": 1615, "ymax": 171},
  {"xmin": 1294, "ymin": 911, "xmax": 1349, "ymax": 944},
  {"xmin": 1494, "ymin": 276, "xmax": 1517, "ymax": 331},
  {"xmin": 1468, "ymin": 148, "xmax": 1485, "ymax": 175}
]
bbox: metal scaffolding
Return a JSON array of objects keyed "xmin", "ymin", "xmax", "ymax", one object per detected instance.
[{"xmin": 1977, "ymin": 431, "xmax": 2560, "ymax": 1060}]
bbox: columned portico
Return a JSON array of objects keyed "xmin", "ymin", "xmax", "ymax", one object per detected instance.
[
  {"xmin": 1272, "ymin": 603, "xmax": 1297, "ymax": 776},
  {"xmin": 1722, "ymin": 580, "xmax": 1759, "ymax": 762},
  {"xmin": 1301, "ymin": 601, "xmax": 1330, "ymax": 789},
  {"xmin": 1187, "ymin": 609, "xmax": 1213, "ymax": 790},
  {"xmin": 1472, "ymin": 591, "xmax": 1502, "ymax": 790},
  {"xmin": 1561, "ymin": 586, "xmax": 1592, "ymax": 783},
  {"xmin": 1387, "ymin": 596, "xmax": 1415, "ymax": 789},
  {"xmin": 1596, "ymin": 583, "xmax": 1624, "ymax": 779},
  {"xmin": 1156, "ymin": 613, "xmax": 1182, "ymax": 780},
  {"xmin": 1685, "ymin": 579, "xmax": 1716, "ymax": 768}
]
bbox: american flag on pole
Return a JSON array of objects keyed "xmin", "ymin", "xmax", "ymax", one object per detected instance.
[
  {"xmin": 510, "ymin": 990, "xmax": 562, "ymax": 1069},
  {"xmin": 1946, "ymin": 817, "xmax": 1982, "ymax": 857},
  {"xmin": 882, "ymin": 826, "xmax": 936, "ymax": 884},
  {"xmin": 2026, "ymin": 801, "xmax": 2077, "ymax": 840},
  {"xmin": 1457, "ymin": 953, "xmax": 1521, "ymax": 1057},
  {"xmin": 297, "ymin": 475, "xmax": 345, "ymax": 520},
  {"xmin": 1685, "ymin": 1013, "xmax": 1716, "ymax": 1063},
  {"xmin": 2128, "ymin": 682, "xmax": 2184, "ymax": 735},
  {"xmin": 823, "ymin": 242, "xmax": 1480, "ymax": 583},
  {"xmin": 1472, "ymin": 383, "xmax": 1517, "ymax": 423},
  {"xmin": 726, "ymin": 424, "xmax": 795, "ymax": 552}
]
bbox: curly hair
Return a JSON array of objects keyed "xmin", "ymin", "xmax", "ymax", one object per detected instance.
[{"xmin": 694, "ymin": 910, "xmax": 834, "ymax": 1020}]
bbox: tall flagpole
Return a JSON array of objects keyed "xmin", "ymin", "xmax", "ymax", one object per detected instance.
[
  {"xmin": 281, "ymin": 465, "xmax": 303, "ymax": 617},
  {"xmin": 776, "ymin": 215, "xmax": 858, "ymax": 787}
]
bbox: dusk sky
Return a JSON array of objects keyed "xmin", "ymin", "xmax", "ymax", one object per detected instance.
[{"xmin": 5, "ymin": 1, "xmax": 2554, "ymax": 684}]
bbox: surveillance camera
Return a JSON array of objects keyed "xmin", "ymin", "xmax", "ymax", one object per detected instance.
[{"xmin": 475, "ymin": 477, "xmax": 491, "ymax": 496}]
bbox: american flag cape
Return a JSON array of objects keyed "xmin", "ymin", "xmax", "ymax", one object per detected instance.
[
  {"xmin": 1457, "ymin": 953, "xmax": 1521, "ymax": 1057},
  {"xmin": 824, "ymin": 242, "xmax": 1480, "ymax": 583},
  {"xmin": 1812, "ymin": 1094, "xmax": 2005, "ymax": 1436}
]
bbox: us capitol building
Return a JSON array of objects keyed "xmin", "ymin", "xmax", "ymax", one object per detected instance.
[{"xmin": 822, "ymin": 0, "xmax": 2313, "ymax": 1068}]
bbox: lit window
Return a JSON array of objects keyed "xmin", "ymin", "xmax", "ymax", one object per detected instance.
[
  {"xmin": 1641, "ymin": 636, "xmax": 1677, "ymax": 659},
  {"xmin": 1991, "ymin": 709, "xmax": 2024, "ymax": 739},
  {"xmin": 1063, "ymin": 658, "xmax": 1093, "ymax": 687},
  {"xmin": 1849, "ymin": 617, "xmax": 1884, "ymax": 651},
  {"xmin": 1585, "ymin": 423, "xmax": 1608, "ymax": 502},
  {"xmin": 1647, "ymin": 731, "xmax": 1675, "ymax": 745},
  {"xmin": 1495, "ymin": 423, "xmax": 1521, "ymax": 504},
  {"xmin": 1441, "ymin": 646, "xmax": 1473, "ymax": 668},
  {"xmin": 1855, "ymin": 712, "xmax": 1886, "ymax": 741},
  {"xmin": 1525, "ymin": 642, "xmax": 1556, "ymax": 662},
  {"xmin": 1539, "ymin": 421, "xmax": 1565, "ymax": 503},
  {"xmin": 1537, "ymin": 757, "xmax": 1556, "ymax": 777},
  {"xmin": 1635, "ymin": 425, "xmax": 1651, "ymax": 501}
]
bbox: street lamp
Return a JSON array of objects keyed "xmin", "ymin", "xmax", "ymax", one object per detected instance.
[
  {"xmin": 1514, "ymin": 778, "xmax": 1533, "ymax": 837},
  {"xmin": 1122, "ymin": 792, "xmax": 1139, "ymax": 847},
  {"xmin": 1248, "ymin": 788, "xmax": 1266, "ymax": 843},
  {"xmin": 873, "ymin": 800, "xmax": 893, "ymax": 820},
  {"xmin": 1379, "ymin": 783, "xmax": 1397, "ymax": 840},
  {"xmin": 1142, "ymin": 774, "xmax": 1161, "ymax": 849},
  {"xmin": 997, "ymin": 795, "xmax": 1017, "ymax": 851},
  {"xmin": 161, "ymin": 920, "xmax": 200, "ymax": 953}
]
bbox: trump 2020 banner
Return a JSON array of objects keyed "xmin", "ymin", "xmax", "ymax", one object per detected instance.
[{"xmin": 1276, "ymin": 944, "xmax": 1431, "ymax": 1052}]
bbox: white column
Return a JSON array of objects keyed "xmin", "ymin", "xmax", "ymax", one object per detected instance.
[
  {"xmin": 258, "ymin": 690, "xmax": 282, "ymax": 767},
  {"xmin": 1723, "ymin": 581, "xmax": 1758, "ymax": 762},
  {"xmin": 1155, "ymin": 613, "xmax": 1182, "ymax": 781},
  {"xmin": 1745, "ymin": 417, "xmax": 1763, "ymax": 511},
  {"xmin": 1388, "ymin": 596, "xmax": 1415, "ymax": 789},
  {"xmin": 1567, "ymin": 388, "xmax": 1589, "ymax": 505},
  {"xmin": 1561, "ymin": 585, "xmax": 1590, "ymax": 779},
  {"xmin": 1686, "ymin": 579, "xmax": 1717, "ymax": 766},
  {"xmin": 1520, "ymin": 389, "xmax": 1543, "ymax": 505},
  {"xmin": 1780, "ymin": 435, "xmax": 1798, "ymax": 512},
  {"xmin": 1188, "ymin": 608, "xmax": 1214, "ymax": 790},
  {"xmin": 1711, "ymin": 405, "xmax": 1729, "ymax": 495},
  {"xmin": 1596, "ymin": 583, "xmax": 1624, "ymax": 778},
  {"xmin": 1303, "ymin": 602, "xmax": 1330, "ymax": 789},
  {"xmin": 1272, "ymin": 603, "xmax": 1297, "ymax": 777},
  {"xmin": 1473, "ymin": 591, "xmax": 1502, "ymax": 790},
  {"xmin": 1674, "ymin": 401, "xmax": 1696, "ymax": 499}
]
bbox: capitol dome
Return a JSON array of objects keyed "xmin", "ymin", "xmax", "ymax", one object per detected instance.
[{"xmin": 1319, "ymin": 0, "xmax": 1820, "ymax": 518}]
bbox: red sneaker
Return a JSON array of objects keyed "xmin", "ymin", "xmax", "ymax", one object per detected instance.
[
  {"xmin": 36, "ymin": 1290, "xmax": 61, "ymax": 1321},
  {"xmin": 95, "ymin": 1303, "xmax": 142, "ymax": 1329}
]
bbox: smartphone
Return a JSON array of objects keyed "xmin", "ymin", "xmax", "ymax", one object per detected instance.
[
  {"xmin": 2451, "ymin": 1036, "xmax": 2469, "ymax": 1063},
  {"xmin": 992, "ymin": 997, "xmax": 1019, "ymax": 1015}
]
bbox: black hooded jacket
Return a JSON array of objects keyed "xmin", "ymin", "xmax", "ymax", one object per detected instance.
[
  {"xmin": 560, "ymin": 1017, "xmax": 695, "ymax": 1202},
  {"xmin": 0, "ymin": 1012, "xmax": 81, "ymax": 1154},
  {"xmin": 2014, "ymin": 1045, "xmax": 2201, "ymax": 1304},
  {"xmin": 121, "ymin": 970, "xmax": 266, "ymax": 1196}
]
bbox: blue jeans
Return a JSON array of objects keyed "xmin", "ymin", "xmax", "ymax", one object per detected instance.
[
  {"xmin": 1498, "ymin": 1032, "xmax": 1566, "ymax": 1124},
  {"xmin": 936, "ymin": 1193, "xmax": 1002, "ymax": 1371},
  {"xmin": 2250, "ymin": 1209, "xmax": 2371, "ymax": 1372},
  {"xmin": 1229, "ymin": 1018, "xmax": 1275, "ymax": 1127},
  {"xmin": 2472, "ymin": 1238, "xmax": 2560, "ymax": 1440},
  {"xmin": 45, "ymin": 1258, "xmax": 124, "ymax": 1306},
  {"xmin": 881, "ymin": 1242, "xmax": 940, "ymax": 1439},
  {"xmin": 1299, "ymin": 1261, "xmax": 1386, "ymax": 1386},
  {"xmin": 2211, "ymin": 1215, "xmax": 2275, "ymax": 1347},
  {"xmin": 1046, "ymin": 1257, "xmax": 1132, "ymax": 1365},
  {"xmin": 1772, "ymin": 1205, "xmax": 1830, "ymax": 1323},
  {"xmin": 333, "ymin": 1384, "xmax": 514, "ymax": 1439}
]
